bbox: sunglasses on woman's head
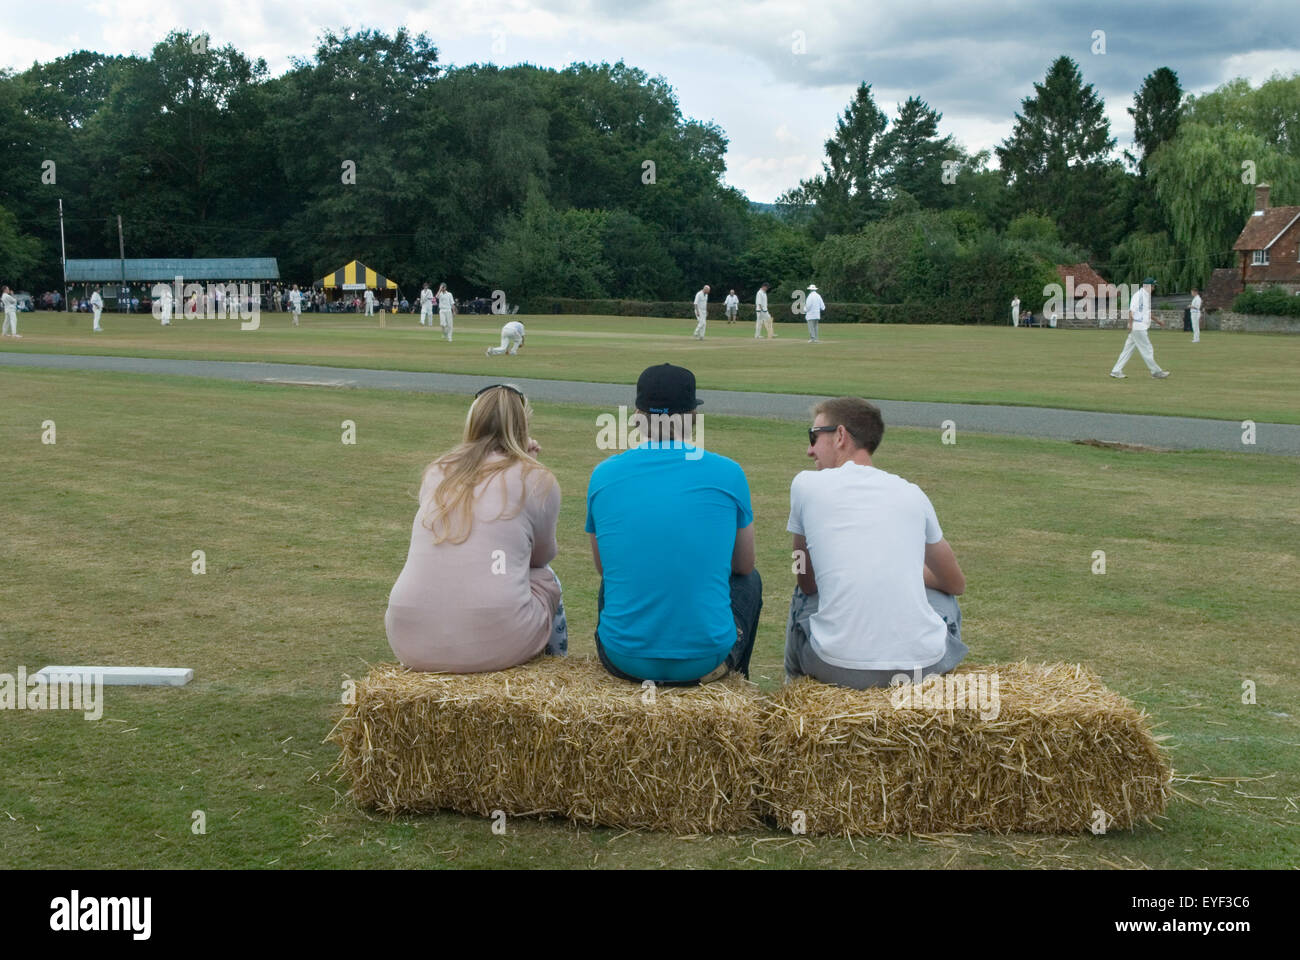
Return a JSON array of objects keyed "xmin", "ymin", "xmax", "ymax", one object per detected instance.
[{"xmin": 474, "ymin": 383, "xmax": 527, "ymax": 403}]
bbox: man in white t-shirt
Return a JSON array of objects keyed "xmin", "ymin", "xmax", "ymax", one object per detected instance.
[
  {"xmin": 419, "ymin": 283, "xmax": 434, "ymax": 327},
  {"xmin": 157, "ymin": 284, "xmax": 172, "ymax": 326},
  {"xmin": 289, "ymin": 284, "xmax": 302, "ymax": 325},
  {"xmin": 364, "ymin": 289, "xmax": 375, "ymax": 316},
  {"xmin": 804, "ymin": 284, "xmax": 825, "ymax": 342},
  {"xmin": 785, "ymin": 397, "xmax": 968, "ymax": 688},
  {"xmin": 1011, "ymin": 296, "xmax": 1020, "ymax": 327},
  {"xmin": 1, "ymin": 286, "xmax": 18, "ymax": 338},
  {"xmin": 692, "ymin": 284, "xmax": 710, "ymax": 339},
  {"xmin": 1110, "ymin": 278, "xmax": 1169, "ymax": 379},
  {"xmin": 1189, "ymin": 287, "xmax": 1202, "ymax": 343},
  {"xmin": 724, "ymin": 289, "xmax": 739, "ymax": 324},
  {"xmin": 437, "ymin": 283, "xmax": 455, "ymax": 341},
  {"xmin": 486, "ymin": 320, "xmax": 525, "ymax": 356},
  {"xmin": 90, "ymin": 287, "xmax": 104, "ymax": 331},
  {"xmin": 754, "ymin": 282, "xmax": 774, "ymax": 339}
]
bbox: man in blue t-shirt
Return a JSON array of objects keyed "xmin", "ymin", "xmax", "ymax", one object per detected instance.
[{"xmin": 586, "ymin": 363, "xmax": 762, "ymax": 685}]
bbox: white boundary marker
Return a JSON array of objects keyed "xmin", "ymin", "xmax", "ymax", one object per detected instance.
[{"xmin": 35, "ymin": 666, "xmax": 193, "ymax": 686}]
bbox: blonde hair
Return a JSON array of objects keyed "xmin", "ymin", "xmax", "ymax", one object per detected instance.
[{"xmin": 421, "ymin": 385, "xmax": 553, "ymax": 544}]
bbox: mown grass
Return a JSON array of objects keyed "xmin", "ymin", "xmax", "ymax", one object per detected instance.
[
  {"xmin": 5, "ymin": 310, "xmax": 1298, "ymax": 424},
  {"xmin": 1, "ymin": 368, "xmax": 1297, "ymax": 869}
]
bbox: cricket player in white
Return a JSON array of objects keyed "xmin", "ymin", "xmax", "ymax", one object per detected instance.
[
  {"xmin": 1011, "ymin": 296, "xmax": 1020, "ymax": 327},
  {"xmin": 805, "ymin": 284, "xmax": 826, "ymax": 342},
  {"xmin": 437, "ymin": 283, "xmax": 455, "ymax": 341},
  {"xmin": 755, "ymin": 282, "xmax": 774, "ymax": 339},
  {"xmin": 91, "ymin": 287, "xmax": 104, "ymax": 331},
  {"xmin": 692, "ymin": 284, "xmax": 710, "ymax": 339},
  {"xmin": 486, "ymin": 320, "xmax": 525, "ymax": 356},
  {"xmin": 289, "ymin": 284, "xmax": 302, "ymax": 326},
  {"xmin": 724, "ymin": 289, "xmax": 739, "ymax": 324},
  {"xmin": 1, "ymin": 286, "xmax": 18, "ymax": 338},
  {"xmin": 1110, "ymin": 278, "xmax": 1169, "ymax": 379},
  {"xmin": 364, "ymin": 289, "xmax": 375, "ymax": 316},
  {"xmin": 419, "ymin": 283, "xmax": 434, "ymax": 326},
  {"xmin": 1189, "ymin": 287, "xmax": 1202, "ymax": 343},
  {"xmin": 158, "ymin": 285, "xmax": 172, "ymax": 326}
]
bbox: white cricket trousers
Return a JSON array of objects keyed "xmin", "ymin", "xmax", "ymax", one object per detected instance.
[
  {"xmin": 1112, "ymin": 328, "xmax": 1162, "ymax": 374},
  {"xmin": 440, "ymin": 309, "xmax": 453, "ymax": 340},
  {"xmin": 1191, "ymin": 310, "xmax": 1200, "ymax": 342},
  {"xmin": 2, "ymin": 310, "xmax": 16, "ymax": 336},
  {"xmin": 487, "ymin": 333, "xmax": 522, "ymax": 356},
  {"xmin": 93, "ymin": 306, "xmax": 103, "ymax": 329},
  {"xmin": 755, "ymin": 311, "xmax": 773, "ymax": 338},
  {"xmin": 806, "ymin": 316, "xmax": 820, "ymax": 340},
  {"xmin": 420, "ymin": 304, "xmax": 432, "ymax": 326},
  {"xmin": 693, "ymin": 310, "xmax": 707, "ymax": 339},
  {"xmin": 159, "ymin": 306, "xmax": 171, "ymax": 326},
  {"xmin": 365, "ymin": 302, "xmax": 374, "ymax": 316}
]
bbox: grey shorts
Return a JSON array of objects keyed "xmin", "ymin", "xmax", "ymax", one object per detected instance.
[{"xmin": 783, "ymin": 586, "xmax": 967, "ymax": 689}]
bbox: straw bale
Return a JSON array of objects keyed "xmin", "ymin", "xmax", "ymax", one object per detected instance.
[
  {"xmin": 759, "ymin": 662, "xmax": 1172, "ymax": 835},
  {"xmin": 329, "ymin": 656, "xmax": 766, "ymax": 833}
]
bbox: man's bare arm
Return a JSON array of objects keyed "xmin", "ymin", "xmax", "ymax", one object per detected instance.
[
  {"xmin": 732, "ymin": 522, "xmax": 755, "ymax": 576},
  {"xmin": 792, "ymin": 533, "xmax": 817, "ymax": 595},
  {"xmin": 924, "ymin": 538, "xmax": 965, "ymax": 596},
  {"xmin": 589, "ymin": 533, "xmax": 603, "ymax": 575}
]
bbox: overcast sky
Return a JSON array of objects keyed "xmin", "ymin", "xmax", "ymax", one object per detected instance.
[{"xmin": 5, "ymin": 0, "xmax": 1299, "ymax": 201}]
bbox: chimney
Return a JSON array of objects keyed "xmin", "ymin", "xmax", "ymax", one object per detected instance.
[{"xmin": 1255, "ymin": 183, "xmax": 1271, "ymax": 212}]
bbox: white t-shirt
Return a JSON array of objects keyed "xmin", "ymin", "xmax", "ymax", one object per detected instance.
[
  {"xmin": 755, "ymin": 290, "xmax": 769, "ymax": 313},
  {"xmin": 1190, "ymin": 295, "xmax": 1202, "ymax": 315},
  {"xmin": 438, "ymin": 291, "xmax": 454, "ymax": 312},
  {"xmin": 420, "ymin": 289, "xmax": 434, "ymax": 307},
  {"xmin": 90, "ymin": 292, "xmax": 103, "ymax": 309},
  {"xmin": 724, "ymin": 294, "xmax": 739, "ymax": 312},
  {"xmin": 694, "ymin": 289, "xmax": 708, "ymax": 316},
  {"xmin": 788, "ymin": 463, "xmax": 948, "ymax": 670},
  {"xmin": 502, "ymin": 320, "xmax": 525, "ymax": 339},
  {"xmin": 1, "ymin": 293, "xmax": 15, "ymax": 313},
  {"xmin": 1129, "ymin": 287, "xmax": 1151, "ymax": 330},
  {"xmin": 289, "ymin": 290, "xmax": 302, "ymax": 309},
  {"xmin": 364, "ymin": 290, "xmax": 374, "ymax": 303},
  {"xmin": 805, "ymin": 292, "xmax": 825, "ymax": 319}
]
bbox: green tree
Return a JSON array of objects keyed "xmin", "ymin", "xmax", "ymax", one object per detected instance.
[
  {"xmin": 0, "ymin": 203, "xmax": 42, "ymax": 282},
  {"xmin": 881, "ymin": 96, "xmax": 956, "ymax": 209},
  {"xmin": 1147, "ymin": 122, "xmax": 1300, "ymax": 289},
  {"xmin": 1126, "ymin": 67, "xmax": 1183, "ymax": 177},
  {"xmin": 782, "ymin": 83, "xmax": 891, "ymax": 238},
  {"xmin": 996, "ymin": 56, "xmax": 1121, "ymax": 257},
  {"xmin": 1184, "ymin": 74, "xmax": 1300, "ymax": 155},
  {"xmin": 269, "ymin": 27, "xmax": 449, "ymax": 283},
  {"xmin": 468, "ymin": 180, "xmax": 610, "ymax": 299},
  {"xmin": 733, "ymin": 211, "xmax": 815, "ymax": 295}
]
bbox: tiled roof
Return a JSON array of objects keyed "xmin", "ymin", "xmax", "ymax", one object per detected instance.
[
  {"xmin": 1056, "ymin": 263, "xmax": 1110, "ymax": 288},
  {"xmin": 1233, "ymin": 207, "xmax": 1300, "ymax": 251}
]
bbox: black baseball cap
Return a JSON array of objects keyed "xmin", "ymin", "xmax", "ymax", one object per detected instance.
[{"xmin": 636, "ymin": 363, "xmax": 704, "ymax": 415}]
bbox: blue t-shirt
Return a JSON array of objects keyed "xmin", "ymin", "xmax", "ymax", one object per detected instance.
[{"xmin": 586, "ymin": 443, "xmax": 753, "ymax": 664}]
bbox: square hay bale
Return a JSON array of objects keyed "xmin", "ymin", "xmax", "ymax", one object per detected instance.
[
  {"xmin": 760, "ymin": 662, "xmax": 1172, "ymax": 835},
  {"xmin": 328, "ymin": 657, "xmax": 765, "ymax": 833}
]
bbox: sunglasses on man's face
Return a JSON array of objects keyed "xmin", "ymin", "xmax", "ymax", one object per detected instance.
[
  {"xmin": 808, "ymin": 425, "xmax": 838, "ymax": 445},
  {"xmin": 475, "ymin": 383, "xmax": 527, "ymax": 404}
]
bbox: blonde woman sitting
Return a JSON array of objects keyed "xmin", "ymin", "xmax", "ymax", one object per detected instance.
[{"xmin": 386, "ymin": 384, "xmax": 567, "ymax": 671}]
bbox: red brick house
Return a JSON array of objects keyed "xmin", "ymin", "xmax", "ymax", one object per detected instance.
[{"xmin": 1232, "ymin": 184, "xmax": 1300, "ymax": 291}]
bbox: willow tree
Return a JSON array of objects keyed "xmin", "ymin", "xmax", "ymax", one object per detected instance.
[{"xmin": 1148, "ymin": 121, "xmax": 1300, "ymax": 289}]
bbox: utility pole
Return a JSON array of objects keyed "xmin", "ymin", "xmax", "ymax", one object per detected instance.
[
  {"xmin": 118, "ymin": 214, "xmax": 126, "ymax": 310},
  {"xmin": 58, "ymin": 199, "xmax": 67, "ymax": 309}
]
